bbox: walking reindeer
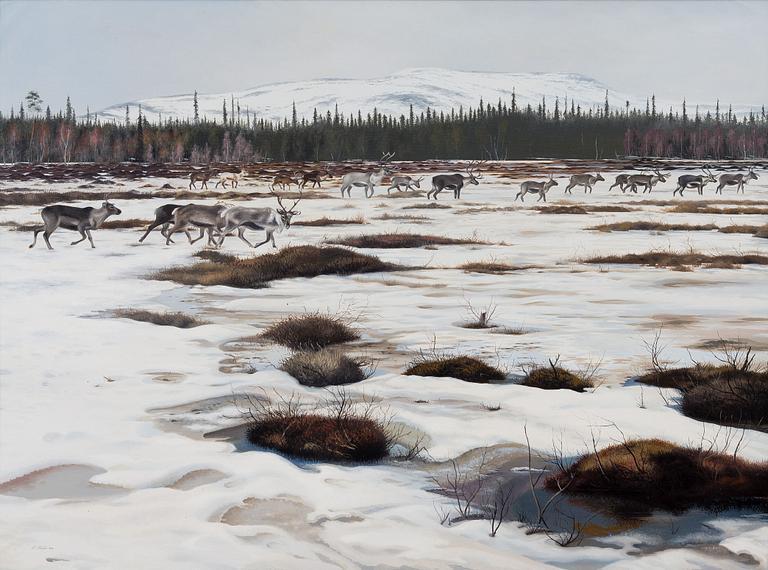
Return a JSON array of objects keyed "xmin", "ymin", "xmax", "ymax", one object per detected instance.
[
  {"xmin": 716, "ymin": 168, "xmax": 758, "ymax": 194},
  {"xmin": 216, "ymin": 191, "xmax": 302, "ymax": 248},
  {"xmin": 163, "ymin": 204, "xmax": 228, "ymax": 245},
  {"xmin": 299, "ymin": 169, "xmax": 331, "ymax": 189},
  {"xmin": 673, "ymin": 169, "xmax": 717, "ymax": 196},
  {"xmin": 427, "ymin": 161, "xmax": 483, "ymax": 200},
  {"xmin": 387, "ymin": 175, "xmax": 424, "ymax": 194},
  {"xmin": 514, "ymin": 175, "xmax": 558, "ymax": 202},
  {"xmin": 626, "ymin": 169, "xmax": 667, "ymax": 193},
  {"xmin": 340, "ymin": 152, "xmax": 395, "ymax": 198},
  {"xmin": 29, "ymin": 199, "xmax": 122, "ymax": 250},
  {"xmin": 608, "ymin": 174, "xmax": 630, "ymax": 192},
  {"xmin": 138, "ymin": 203, "xmax": 215, "ymax": 244},
  {"xmin": 564, "ymin": 173, "xmax": 605, "ymax": 194},
  {"xmin": 215, "ymin": 170, "xmax": 247, "ymax": 189},
  {"xmin": 189, "ymin": 171, "xmax": 212, "ymax": 190},
  {"xmin": 271, "ymin": 173, "xmax": 301, "ymax": 191}
]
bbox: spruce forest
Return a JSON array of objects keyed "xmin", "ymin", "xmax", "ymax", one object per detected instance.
[{"xmin": 2, "ymin": 90, "xmax": 766, "ymax": 163}]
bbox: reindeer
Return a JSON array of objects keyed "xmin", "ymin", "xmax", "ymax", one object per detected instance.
[
  {"xmin": 189, "ymin": 171, "xmax": 212, "ymax": 190},
  {"xmin": 387, "ymin": 175, "xmax": 424, "ymax": 194},
  {"xmin": 137, "ymin": 203, "xmax": 212, "ymax": 244},
  {"xmin": 29, "ymin": 200, "xmax": 122, "ymax": 250},
  {"xmin": 673, "ymin": 169, "xmax": 717, "ymax": 196},
  {"xmin": 564, "ymin": 173, "xmax": 605, "ymax": 194},
  {"xmin": 299, "ymin": 169, "xmax": 331, "ymax": 189},
  {"xmin": 163, "ymin": 204, "xmax": 228, "ymax": 245},
  {"xmin": 216, "ymin": 191, "xmax": 302, "ymax": 249},
  {"xmin": 514, "ymin": 175, "xmax": 558, "ymax": 202},
  {"xmin": 215, "ymin": 170, "xmax": 247, "ymax": 189},
  {"xmin": 626, "ymin": 169, "xmax": 667, "ymax": 193},
  {"xmin": 716, "ymin": 168, "xmax": 758, "ymax": 194},
  {"xmin": 271, "ymin": 173, "xmax": 301, "ymax": 191},
  {"xmin": 608, "ymin": 174, "xmax": 630, "ymax": 192},
  {"xmin": 427, "ymin": 161, "xmax": 483, "ymax": 200},
  {"xmin": 340, "ymin": 152, "xmax": 395, "ymax": 198}
]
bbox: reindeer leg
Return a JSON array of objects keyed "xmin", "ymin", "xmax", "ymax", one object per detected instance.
[
  {"xmin": 86, "ymin": 228, "xmax": 96, "ymax": 248},
  {"xmin": 139, "ymin": 220, "xmax": 165, "ymax": 242},
  {"xmin": 71, "ymin": 223, "xmax": 89, "ymax": 246},
  {"xmin": 189, "ymin": 227, "xmax": 206, "ymax": 244}
]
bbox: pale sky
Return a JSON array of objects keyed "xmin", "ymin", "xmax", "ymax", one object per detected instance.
[{"xmin": 1, "ymin": 0, "xmax": 766, "ymax": 115}]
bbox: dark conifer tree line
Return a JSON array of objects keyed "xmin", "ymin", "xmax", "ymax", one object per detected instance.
[{"xmin": 1, "ymin": 91, "xmax": 766, "ymax": 163}]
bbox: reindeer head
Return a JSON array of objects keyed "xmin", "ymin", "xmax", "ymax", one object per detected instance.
[
  {"xmin": 747, "ymin": 167, "xmax": 758, "ymax": 181},
  {"xmin": 702, "ymin": 168, "xmax": 717, "ymax": 183},
  {"xmin": 102, "ymin": 197, "xmax": 122, "ymax": 216},
  {"xmin": 272, "ymin": 190, "xmax": 302, "ymax": 228},
  {"xmin": 547, "ymin": 174, "xmax": 559, "ymax": 187},
  {"xmin": 653, "ymin": 169, "xmax": 667, "ymax": 182},
  {"xmin": 379, "ymin": 151, "xmax": 396, "ymax": 175},
  {"xmin": 465, "ymin": 161, "xmax": 484, "ymax": 185},
  {"xmin": 595, "ymin": 173, "xmax": 605, "ymax": 182},
  {"xmin": 413, "ymin": 176, "xmax": 424, "ymax": 189}
]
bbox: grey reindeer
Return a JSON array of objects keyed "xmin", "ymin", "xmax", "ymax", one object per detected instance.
[
  {"xmin": 427, "ymin": 161, "xmax": 483, "ymax": 200},
  {"xmin": 138, "ymin": 203, "xmax": 214, "ymax": 244},
  {"xmin": 716, "ymin": 168, "xmax": 758, "ymax": 194},
  {"xmin": 514, "ymin": 175, "xmax": 558, "ymax": 202},
  {"xmin": 609, "ymin": 174, "xmax": 630, "ymax": 192},
  {"xmin": 340, "ymin": 152, "xmax": 395, "ymax": 198},
  {"xmin": 163, "ymin": 204, "xmax": 228, "ymax": 246},
  {"xmin": 564, "ymin": 173, "xmax": 605, "ymax": 194},
  {"xmin": 216, "ymin": 191, "xmax": 302, "ymax": 249},
  {"xmin": 29, "ymin": 200, "xmax": 122, "ymax": 250},
  {"xmin": 673, "ymin": 169, "xmax": 717, "ymax": 197},
  {"xmin": 626, "ymin": 169, "xmax": 667, "ymax": 193},
  {"xmin": 387, "ymin": 175, "xmax": 424, "ymax": 194}
]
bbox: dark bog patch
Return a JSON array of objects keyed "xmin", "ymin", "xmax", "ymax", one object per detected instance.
[{"xmin": 405, "ymin": 356, "xmax": 505, "ymax": 383}]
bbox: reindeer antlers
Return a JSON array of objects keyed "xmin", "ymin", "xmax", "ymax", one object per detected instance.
[
  {"xmin": 270, "ymin": 187, "xmax": 302, "ymax": 213},
  {"xmin": 380, "ymin": 151, "xmax": 396, "ymax": 163}
]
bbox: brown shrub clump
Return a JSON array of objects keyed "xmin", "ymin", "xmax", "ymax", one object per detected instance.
[
  {"xmin": 245, "ymin": 394, "xmax": 391, "ymax": 462},
  {"xmin": 546, "ymin": 439, "xmax": 768, "ymax": 512},
  {"xmin": 402, "ymin": 202, "xmax": 451, "ymax": 210},
  {"xmin": 153, "ymin": 245, "xmax": 402, "ymax": 288},
  {"xmin": 405, "ymin": 355, "xmax": 505, "ymax": 383},
  {"xmin": 522, "ymin": 360, "xmax": 594, "ymax": 392},
  {"xmin": 112, "ymin": 308, "xmax": 208, "ymax": 328},
  {"xmin": 101, "ymin": 218, "xmax": 153, "ymax": 229},
  {"xmin": 537, "ymin": 205, "xmax": 589, "ymax": 215},
  {"xmin": 326, "ymin": 233, "xmax": 485, "ymax": 249},
  {"xmin": 458, "ymin": 260, "xmax": 534, "ymax": 274},
  {"xmin": 582, "ymin": 250, "xmax": 768, "ymax": 269},
  {"xmin": 668, "ymin": 203, "xmax": 768, "ymax": 215},
  {"xmin": 755, "ymin": 225, "xmax": 768, "ymax": 239},
  {"xmin": 262, "ymin": 312, "xmax": 359, "ymax": 350},
  {"xmin": 590, "ymin": 221, "xmax": 718, "ymax": 233},
  {"xmin": 293, "ymin": 216, "xmax": 366, "ymax": 227},
  {"xmin": 280, "ymin": 349, "xmax": 369, "ymax": 387}
]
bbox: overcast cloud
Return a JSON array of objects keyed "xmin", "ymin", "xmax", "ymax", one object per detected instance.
[{"xmin": 1, "ymin": 0, "xmax": 766, "ymax": 114}]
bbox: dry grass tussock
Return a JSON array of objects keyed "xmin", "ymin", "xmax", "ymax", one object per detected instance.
[
  {"xmin": 293, "ymin": 215, "xmax": 366, "ymax": 227},
  {"xmin": 458, "ymin": 260, "xmax": 535, "ymax": 274},
  {"xmin": 112, "ymin": 308, "xmax": 208, "ymax": 328},
  {"xmin": 582, "ymin": 249, "xmax": 768, "ymax": 269},
  {"xmin": 402, "ymin": 202, "xmax": 451, "ymax": 210},
  {"xmin": 537, "ymin": 205, "xmax": 632, "ymax": 215},
  {"xmin": 639, "ymin": 335, "xmax": 767, "ymax": 431},
  {"xmin": 591, "ymin": 221, "xmax": 764, "ymax": 235},
  {"xmin": 547, "ymin": 438, "xmax": 768, "ymax": 512},
  {"xmin": 262, "ymin": 312, "xmax": 359, "ymax": 351},
  {"xmin": 280, "ymin": 349, "xmax": 371, "ymax": 387},
  {"xmin": 326, "ymin": 233, "xmax": 488, "ymax": 249},
  {"xmin": 405, "ymin": 342, "xmax": 505, "ymax": 383},
  {"xmin": 521, "ymin": 356, "xmax": 597, "ymax": 392},
  {"xmin": 668, "ymin": 203, "xmax": 768, "ymax": 215},
  {"xmin": 372, "ymin": 213, "xmax": 430, "ymax": 222},
  {"xmin": 152, "ymin": 246, "xmax": 403, "ymax": 288},
  {"xmin": 242, "ymin": 390, "xmax": 422, "ymax": 462}
]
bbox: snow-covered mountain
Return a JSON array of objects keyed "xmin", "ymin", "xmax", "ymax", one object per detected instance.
[{"xmin": 97, "ymin": 68, "xmax": 757, "ymax": 124}]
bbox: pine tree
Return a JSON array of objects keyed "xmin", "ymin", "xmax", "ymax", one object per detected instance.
[
  {"xmin": 125, "ymin": 105, "xmax": 130, "ymax": 126},
  {"xmin": 682, "ymin": 99, "xmax": 687, "ymax": 123},
  {"xmin": 511, "ymin": 87, "xmax": 516, "ymax": 114},
  {"xmin": 291, "ymin": 101, "xmax": 297, "ymax": 128},
  {"xmin": 409, "ymin": 104, "xmax": 414, "ymax": 127},
  {"xmin": 604, "ymin": 90, "xmax": 609, "ymax": 119},
  {"xmin": 645, "ymin": 98, "xmax": 650, "ymax": 117},
  {"xmin": 651, "ymin": 94, "xmax": 656, "ymax": 119},
  {"xmin": 222, "ymin": 99, "xmax": 228, "ymax": 125},
  {"xmin": 65, "ymin": 96, "xmax": 72, "ymax": 122},
  {"xmin": 193, "ymin": 91, "xmax": 199, "ymax": 123},
  {"xmin": 45, "ymin": 106, "xmax": 51, "ymax": 121},
  {"xmin": 715, "ymin": 99, "xmax": 720, "ymax": 123},
  {"xmin": 136, "ymin": 107, "xmax": 145, "ymax": 160}
]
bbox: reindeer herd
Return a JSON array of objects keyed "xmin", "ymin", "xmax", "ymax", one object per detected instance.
[{"xmin": 25, "ymin": 158, "xmax": 761, "ymax": 250}]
